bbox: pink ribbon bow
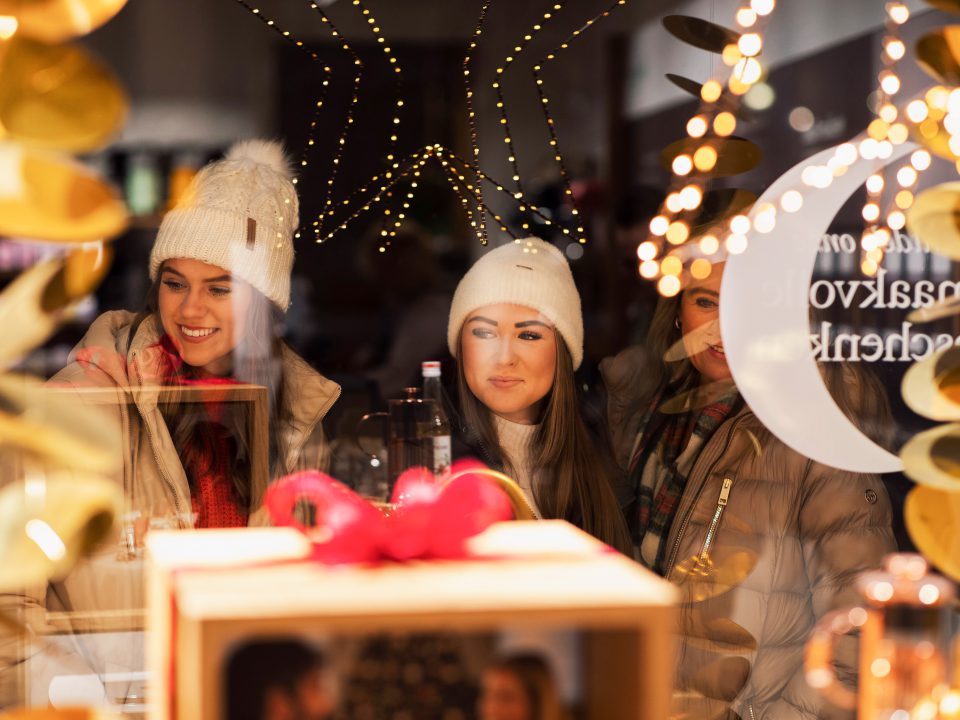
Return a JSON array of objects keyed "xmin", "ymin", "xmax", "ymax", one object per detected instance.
[{"xmin": 264, "ymin": 460, "xmax": 514, "ymax": 564}]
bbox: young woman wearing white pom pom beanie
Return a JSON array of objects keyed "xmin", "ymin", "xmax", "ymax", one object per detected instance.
[
  {"xmin": 51, "ymin": 139, "xmax": 341, "ymax": 529},
  {"xmin": 447, "ymin": 237, "xmax": 631, "ymax": 554}
]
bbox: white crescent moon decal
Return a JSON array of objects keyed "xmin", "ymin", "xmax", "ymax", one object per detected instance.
[{"xmin": 721, "ymin": 138, "xmax": 914, "ymax": 474}]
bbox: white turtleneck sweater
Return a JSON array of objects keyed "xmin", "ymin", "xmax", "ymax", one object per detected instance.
[{"xmin": 492, "ymin": 414, "xmax": 541, "ymax": 518}]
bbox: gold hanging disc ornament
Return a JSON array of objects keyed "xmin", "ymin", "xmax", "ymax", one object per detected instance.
[
  {"xmin": 923, "ymin": 0, "xmax": 960, "ymax": 14},
  {"xmin": 0, "ymin": 249, "xmax": 112, "ymax": 368},
  {"xmin": 660, "ymin": 136, "xmax": 762, "ymax": 177},
  {"xmin": 0, "ymin": 373, "xmax": 120, "ymax": 474},
  {"xmin": 665, "ymin": 73, "xmax": 753, "ymax": 119},
  {"xmin": 902, "ymin": 345, "xmax": 960, "ymax": 421},
  {"xmin": 0, "ymin": 36, "xmax": 128, "ymax": 152},
  {"xmin": 905, "ymin": 484, "xmax": 960, "ymax": 582},
  {"xmin": 0, "ymin": 0, "xmax": 127, "ymax": 43},
  {"xmin": 900, "ymin": 422, "xmax": 960, "ymax": 491},
  {"xmin": 0, "ymin": 142, "xmax": 128, "ymax": 242},
  {"xmin": 916, "ymin": 26, "xmax": 960, "ymax": 85},
  {"xmin": 906, "ymin": 182, "xmax": 960, "ymax": 261},
  {"xmin": 0, "ymin": 474, "xmax": 120, "ymax": 590},
  {"xmin": 662, "ymin": 15, "xmax": 740, "ymax": 54}
]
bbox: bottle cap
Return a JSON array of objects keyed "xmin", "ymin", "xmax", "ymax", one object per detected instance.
[{"xmin": 421, "ymin": 360, "xmax": 441, "ymax": 378}]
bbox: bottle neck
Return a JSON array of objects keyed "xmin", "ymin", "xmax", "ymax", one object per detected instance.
[{"xmin": 422, "ymin": 375, "xmax": 442, "ymax": 403}]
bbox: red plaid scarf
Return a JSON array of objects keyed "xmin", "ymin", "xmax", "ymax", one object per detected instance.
[{"xmin": 626, "ymin": 384, "xmax": 739, "ymax": 573}]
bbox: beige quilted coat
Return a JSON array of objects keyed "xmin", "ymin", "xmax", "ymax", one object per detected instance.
[{"xmin": 601, "ymin": 346, "xmax": 895, "ymax": 720}]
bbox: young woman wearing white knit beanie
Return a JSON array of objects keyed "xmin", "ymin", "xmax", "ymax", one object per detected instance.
[
  {"xmin": 447, "ymin": 237, "xmax": 630, "ymax": 554},
  {"xmin": 51, "ymin": 139, "xmax": 340, "ymax": 529}
]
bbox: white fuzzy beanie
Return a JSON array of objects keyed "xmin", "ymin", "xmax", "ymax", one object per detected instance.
[
  {"xmin": 150, "ymin": 139, "xmax": 298, "ymax": 311},
  {"xmin": 447, "ymin": 237, "xmax": 584, "ymax": 369}
]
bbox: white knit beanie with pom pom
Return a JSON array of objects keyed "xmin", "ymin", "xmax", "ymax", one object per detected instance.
[{"xmin": 150, "ymin": 139, "xmax": 298, "ymax": 311}]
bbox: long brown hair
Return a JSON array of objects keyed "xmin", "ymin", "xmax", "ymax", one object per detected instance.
[
  {"xmin": 127, "ymin": 265, "xmax": 289, "ymax": 506},
  {"xmin": 457, "ymin": 333, "xmax": 632, "ymax": 555}
]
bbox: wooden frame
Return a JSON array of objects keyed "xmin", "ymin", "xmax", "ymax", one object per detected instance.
[{"xmin": 147, "ymin": 522, "xmax": 678, "ymax": 720}]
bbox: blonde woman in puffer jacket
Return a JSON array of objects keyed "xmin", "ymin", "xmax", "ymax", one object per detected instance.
[{"xmin": 601, "ymin": 262, "xmax": 896, "ymax": 719}]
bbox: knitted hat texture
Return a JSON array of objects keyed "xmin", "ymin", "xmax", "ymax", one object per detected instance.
[
  {"xmin": 447, "ymin": 237, "xmax": 584, "ymax": 368},
  {"xmin": 150, "ymin": 139, "xmax": 298, "ymax": 310}
]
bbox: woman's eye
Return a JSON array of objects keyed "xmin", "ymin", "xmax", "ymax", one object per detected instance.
[
  {"xmin": 162, "ymin": 279, "xmax": 185, "ymax": 292},
  {"xmin": 209, "ymin": 286, "xmax": 231, "ymax": 297},
  {"xmin": 471, "ymin": 327, "xmax": 495, "ymax": 338},
  {"xmin": 518, "ymin": 331, "xmax": 543, "ymax": 341},
  {"xmin": 696, "ymin": 298, "xmax": 717, "ymax": 309}
]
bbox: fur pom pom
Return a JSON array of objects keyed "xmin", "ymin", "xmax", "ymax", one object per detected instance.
[{"xmin": 225, "ymin": 139, "xmax": 293, "ymax": 179}]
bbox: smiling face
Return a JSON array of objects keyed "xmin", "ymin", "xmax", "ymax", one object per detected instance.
[
  {"xmin": 679, "ymin": 263, "xmax": 731, "ymax": 384},
  {"xmin": 157, "ymin": 258, "xmax": 253, "ymax": 377},
  {"xmin": 460, "ymin": 303, "xmax": 558, "ymax": 425}
]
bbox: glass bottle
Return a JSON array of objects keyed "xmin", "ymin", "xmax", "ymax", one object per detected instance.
[{"xmin": 421, "ymin": 361, "xmax": 452, "ymax": 475}]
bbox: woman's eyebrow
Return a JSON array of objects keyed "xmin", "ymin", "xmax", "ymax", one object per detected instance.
[
  {"xmin": 466, "ymin": 316, "xmax": 497, "ymax": 326},
  {"xmin": 514, "ymin": 320, "xmax": 550, "ymax": 328},
  {"xmin": 160, "ymin": 268, "xmax": 232, "ymax": 283}
]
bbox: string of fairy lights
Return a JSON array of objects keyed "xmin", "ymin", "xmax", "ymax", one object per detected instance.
[
  {"xmin": 489, "ymin": 1, "xmax": 565, "ymax": 207},
  {"xmin": 530, "ymin": 0, "xmax": 628, "ymax": 245},
  {"xmin": 231, "ymin": 0, "xmax": 332, "ymax": 243},
  {"xmin": 641, "ymin": 0, "xmax": 777, "ymax": 298},
  {"xmin": 679, "ymin": 1, "xmax": 946, "ymax": 288},
  {"xmin": 232, "ymin": 0, "xmax": 403, "ymax": 245},
  {"xmin": 859, "ymin": 1, "xmax": 920, "ymax": 277},
  {"xmin": 463, "ymin": 0, "xmax": 493, "ymax": 244},
  {"xmin": 235, "ymin": 0, "xmax": 629, "ymax": 250}
]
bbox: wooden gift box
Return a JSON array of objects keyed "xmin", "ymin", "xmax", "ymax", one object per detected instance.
[{"xmin": 146, "ymin": 521, "xmax": 677, "ymax": 720}]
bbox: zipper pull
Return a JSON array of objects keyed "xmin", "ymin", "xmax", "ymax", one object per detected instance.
[{"xmin": 718, "ymin": 477, "xmax": 733, "ymax": 506}]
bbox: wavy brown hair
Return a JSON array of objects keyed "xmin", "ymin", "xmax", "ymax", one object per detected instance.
[{"xmin": 457, "ymin": 333, "xmax": 631, "ymax": 555}]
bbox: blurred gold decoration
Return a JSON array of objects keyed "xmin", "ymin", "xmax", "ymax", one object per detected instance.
[
  {"xmin": 0, "ymin": 36, "xmax": 128, "ymax": 152},
  {"xmin": 906, "ymin": 182, "xmax": 960, "ymax": 259},
  {"xmin": 662, "ymin": 15, "xmax": 740, "ymax": 54},
  {"xmin": 688, "ymin": 655, "xmax": 751, "ymax": 701},
  {"xmin": 664, "ymin": 74, "xmax": 753, "ymax": 119},
  {"xmin": 660, "ymin": 136, "xmax": 762, "ymax": 177},
  {"xmin": 682, "ymin": 613, "xmax": 758, "ymax": 651},
  {"xmin": 670, "ymin": 692, "xmax": 741, "ymax": 720},
  {"xmin": 0, "ymin": 142, "xmax": 128, "ymax": 241},
  {"xmin": 916, "ymin": 26, "xmax": 960, "ymax": 85},
  {"xmin": 0, "ymin": 474, "xmax": 120, "ymax": 589},
  {"xmin": 900, "ymin": 422, "xmax": 960, "ymax": 490},
  {"xmin": 907, "ymin": 294, "xmax": 960, "ymax": 323},
  {"xmin": 905, "ymin": 485, "xmax": 960, "ymax": 581},
  {"xmin": 672, "ymin": 548, "xmax": 757, "ymax": 603},
  {"xmin": 906, "ymin": 105, "xmax": 958, "ymax": 162},
  {"xmin": 0, "ymin": 373, "xmax": 120, "ymax": 474},
  {"xmin": 0, "ymin": 0, "xmax": 126, "ymax": 43},
  {"xmin": 0, "ymin": 249, "xmax": 112, "ymax": 368},
  {"xmin": 925, "ymin": 0, "xmax": 960, "ymax": 15},
  {"xmin": 902, "ymin": 345, "xmax": 960, "ymax": 420}
]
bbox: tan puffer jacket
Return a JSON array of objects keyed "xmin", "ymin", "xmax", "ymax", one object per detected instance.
[
  {"xmin": 42, "ymin": 310, "xmax": 340, "ymax": 612},
  {"xmin": 601, "ymin": 346, "xmax": 896, "ymax": 720}
]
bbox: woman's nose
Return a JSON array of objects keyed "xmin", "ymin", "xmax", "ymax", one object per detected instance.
[
  {"xmin": 495, "ymin": 338, "xmax": 518, "ymax": 365},
  {"xmin": 180, "ymin": 288, "xmax": 206, "ymax": 318}
]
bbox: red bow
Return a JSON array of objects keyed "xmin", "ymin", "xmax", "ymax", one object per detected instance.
[{"xmin": 264, "ymin": 460, "xmax": 514, "ymax": 564}]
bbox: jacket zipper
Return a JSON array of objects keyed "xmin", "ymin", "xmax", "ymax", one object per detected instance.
[
  {"xmin": 698, "ymin": 476, "xmax": 732, "ymax": 561},
  {"xmin": 664, "ymin": 414, "xmax": 745, "ymax": 578},
  {"xmin": 748, "ymin": 701, "xmax": 756, "ymax": 720}
]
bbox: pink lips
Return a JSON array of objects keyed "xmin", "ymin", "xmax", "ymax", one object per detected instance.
[
  {"xmin": 489, "ymin": 376, "xmax": 523, "ymax": 389},
  {"xmin": 707, "ymin": 345, "xmax": 726, "ymax": 360}
]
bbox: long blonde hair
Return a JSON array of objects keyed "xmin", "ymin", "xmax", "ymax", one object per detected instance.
[{"xmin": 456, "ymin": 333, "xmax": 631, "ymax": 555}]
